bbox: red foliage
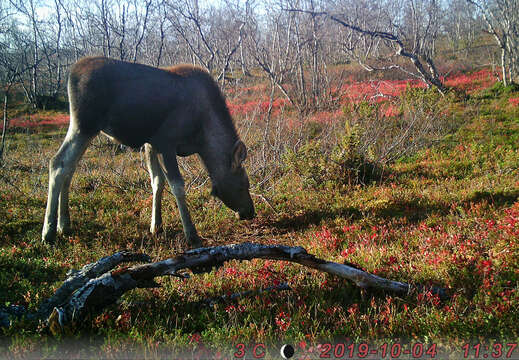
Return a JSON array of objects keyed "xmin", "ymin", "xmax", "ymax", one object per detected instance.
[
  {"xmin": 115, "ymin": 311, "xmax": 132, "ymax": 331},
  {"xmin": 341, "ymin": 79, "xmax": 426, "ymax": 103},
  {"xmin": 509, "ymin": 97, "xmax": 519, "ymax": 108},
  {"xmin": 226, "ymin": 98, "xmax": 288, "ymax": 117},
  {"xmin": 443, "ymin": 68, "xmax": 498, "ymax": 92},
  {"xmin": 225, "ymin": 83, "xmax": 267, "ymax": 95},
  {"xmin": 5, "ymin": 68, "xmax": 500, "ymax": 132},
  {"xmin": 347, "ymin": 303, "xmax": 359, "ymax": 316},
  {"xmin": 275, "ymin": 311, "xmax": 291, "ymax": 331},
  {"xmin": 307, "ymin": 109, "xmax": 343, "ymax": 124},
  {"xmin": 2, "ymin": 113, "xmax": 69, "ymax": 129},
  {"xmin": 340, "ymin": 243, "xmax": 356, "ymax": 258},
  {"xmin": 313, "ymin": 226, "xmax": 341, "ymax": 251}
]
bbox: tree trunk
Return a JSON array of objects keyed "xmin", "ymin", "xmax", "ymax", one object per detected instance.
[
  {"xmin": 502, "ymin": 46, "xmax": 508, "ymax": 86},
  {"xmin": 1, "ymin": 85, "xmax": 12, "ymax": 163}
]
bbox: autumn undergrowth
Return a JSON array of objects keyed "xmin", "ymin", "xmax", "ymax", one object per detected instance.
[{"xmin": 1, "ymin": 70, "xmax": 519, "ymax": 358}]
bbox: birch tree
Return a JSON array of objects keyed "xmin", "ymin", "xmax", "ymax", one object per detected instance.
[{"xmin": 466, "ymin": 0, "xmax": 519, "ymax": 85}]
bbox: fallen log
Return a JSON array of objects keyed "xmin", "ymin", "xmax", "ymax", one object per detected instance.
[
  {"xmin": 39, "ymin": 251, "xmax": 151, "ymax": 319},
  {"xmin": 0, "ymin": 251, "xmax": 150, "ymax": 328},
  {"xmin": 3, "ymin": 243, "xmax": 449, "ymax": 334}
]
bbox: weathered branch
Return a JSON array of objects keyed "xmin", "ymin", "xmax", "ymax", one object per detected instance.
[
  {"xmin": 0, "ymin": 251, "xmax": 150, "ymax": 328},
  {"xmin": 2, "ymin": 243, "xmax": 449, "ymax": 334},
  {"xmin": 38, "ymin": 251, "xmax": 151, "ymax": 319}
]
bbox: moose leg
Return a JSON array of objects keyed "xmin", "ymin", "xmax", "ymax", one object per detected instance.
[
  {"xmin": 144, "ymin": 144, "xmax": 165, "ymax": 235},
  {"xmin": 158, "ymin": 151, "xmax": 203, "ymax": 248},
  {"xmin": 42, "ymin": 128, "xmax": 92, "ymax": 244},
  {"xmin": 57, "ymin": 173, "xmax": 73, "ymax": 234}
]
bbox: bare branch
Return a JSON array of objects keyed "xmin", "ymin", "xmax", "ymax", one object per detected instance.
[
  {"xmin": 284, "ymin": 7, "xmax": 447, "ymax": 94},
  {"xmin": 2, "ymin": 242, "xmax": 449, "ymax": 334}
]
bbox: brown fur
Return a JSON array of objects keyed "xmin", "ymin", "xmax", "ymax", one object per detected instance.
[{"xmin": 163, "ymin": 64, "xmax": 209, "ymax": 77}]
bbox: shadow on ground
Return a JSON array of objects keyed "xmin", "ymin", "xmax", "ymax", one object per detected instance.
[{"xmin": 268, "ymin": 189, "xmax": 519, "ymax": 233}]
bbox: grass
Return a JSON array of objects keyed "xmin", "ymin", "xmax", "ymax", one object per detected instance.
[{"xmin": 1, "ymin": 72, "xmax": 519, "ymax": 358}]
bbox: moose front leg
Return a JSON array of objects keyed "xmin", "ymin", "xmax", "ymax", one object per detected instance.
[
  {"xmin": 43, "ymin": 128, "xmax": 92, "ymax": 244},
  {"xmin": 144, "ymin": 144, "xmax": 165, "ymax": 235},
  {"xmin": 158, "ymin": 151, "xmax": 203, "ymax": 248}
]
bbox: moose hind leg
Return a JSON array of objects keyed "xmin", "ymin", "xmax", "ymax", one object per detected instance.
[
  {"xmin": 158, "ymin": 151, "xmax": 203, "ymax": 248},
  {"xmin": 57, "ymin": 173, "xmax": 73, "ymax": 234},
  {"xmin": 42, "ymin": 128, "xmax": 92, "ymax": 244},
  {"xmin": 144, "ymin": 144, "xmax": 165, "ymax": 235}
]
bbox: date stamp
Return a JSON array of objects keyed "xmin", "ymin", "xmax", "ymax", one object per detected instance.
[
  {"xmin": 231, "ymin": 342, "xmax": 519, "ymax": 359},
  {"xmin": 317, "ymin": 343, "xmax": 438, "ymax": 358}
]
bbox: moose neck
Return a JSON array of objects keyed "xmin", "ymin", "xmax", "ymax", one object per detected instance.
[{"xmin": 198, "ymin": 117, "xmax": 238, "ymax": 184}]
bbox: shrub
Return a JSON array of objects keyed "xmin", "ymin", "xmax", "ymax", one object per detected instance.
[
  {"xmin": 283, "ymin": 140, "xmax": 327, "ymax": 189},
  {"xmin": 478, "ymin": 81, "xmax": 519, "ymax": 99},
  {"xmin": 328, "ymin": 123, "xmax": 381, "ymax": 186},
  {"xmin": 284, "ymin": 86, "xmax": 454, "ymax": 189},
  {"xmin": 283, "ymin": 123, "xmax": 380, "ymax": 189},
  {"xmin": 343, "ymin": 87, "xmax": 454, "ymax": 164}
]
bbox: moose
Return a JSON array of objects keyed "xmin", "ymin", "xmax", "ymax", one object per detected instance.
[{"xmin": 42, "ymin": 57, "xmax": 255, "ymax": 248}]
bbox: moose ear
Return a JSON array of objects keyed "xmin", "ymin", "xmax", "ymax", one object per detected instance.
[{"xmin": 231, "ymin": 140, "xmax": 247, "ymax": 171}]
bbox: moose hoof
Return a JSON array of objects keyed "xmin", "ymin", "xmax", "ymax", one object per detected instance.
[
  {"xmin": 150, "ymin": 224, "xmax": 163, "ymax": 236},
  {"xmin": 188, "ymin": 235, "xmax": 204, "ymax": 249},
  {"xmin": 58, "ymin": 223, "xmax": 71, "ymax": 236},
  {"xmin": 42, "ymin": 228, "xmax": 57, "ymax": 245}
]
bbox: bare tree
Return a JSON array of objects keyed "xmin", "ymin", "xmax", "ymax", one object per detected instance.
[
  {"xmin": 131, "ymin": 0, "xmax": 152, "ymax": 62},
  {"xmin": 466, "ymin": 0, "xmax": 519, "ymax": 85},
  {"xmin": 286, "ymin": 0, "xmax": 448, "ymax": 93},
  {"xmin": 166, "ymin": 0, "xmax": 216, "ymax": 70},
  {"xmin": 5, "ymin": 0, "xmax": 74, "ymax": 108},
  {"xmin": 246, "ymin": 3, "xmax": 299, "ymax": 108},
  {"xmin": 444, "ymin": 0, "xmax": 481, "ymax": 61},
  {"xmin": 164, "ymin": 0, "xmax": 250, "ymax": 83},
  {"xmin": 245, "ymin": 0, "xmax": 334, "ymax": 112},
  {"xmin": 0, "ymin": 0, "xmax": 512, "ymax": 119},
  {"xmin": 0, "ymin": 18, "xmax": 34, "ymax": 161},
  {"xmin": 152, "ymin": 0, "xmax": 168, "ymax": 66},
  {"xmin": 7, "ymin": 0, "xmax": 44, "ymax": 107}
]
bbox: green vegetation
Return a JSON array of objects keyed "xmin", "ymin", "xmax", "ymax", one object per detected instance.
[{"xmin": 1, "ymin": 73, "xmax": 519, "ymax": 358}]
